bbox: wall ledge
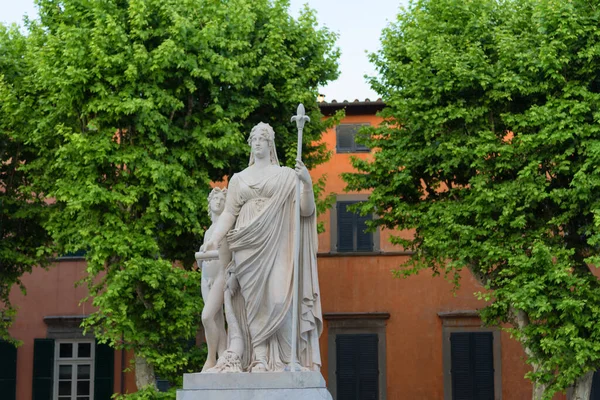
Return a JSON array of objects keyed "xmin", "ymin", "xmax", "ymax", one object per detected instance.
[
  {"xmin": 324, "ymin": 312, "xmax": 390, "ymax": 320},
  {"xmin": 317, "ymin": 251, "xmax": 413, "ymax": 257},
  {"xmin": 437, "ymin": 310, "xmax": 480, "ymax": 318}
]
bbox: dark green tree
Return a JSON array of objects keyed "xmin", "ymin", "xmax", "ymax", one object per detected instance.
[
  {"xmin": 0, "ymin": 24, "xmax": 53, "ymax": 343},
  {"xmin": 345, "ymin": 0, "xmax": 600, "ymax": 398}
]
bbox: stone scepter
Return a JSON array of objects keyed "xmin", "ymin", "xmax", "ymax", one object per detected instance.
[{"xmin": 290, "ymin": 104, "xmax": 310, "ymax": 372}]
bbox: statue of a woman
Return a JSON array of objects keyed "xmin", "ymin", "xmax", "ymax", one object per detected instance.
[
  {"xmin": 202, "ymin": 122, "xmax": 323, "ymax": 373},
  {"xmin": 199, "ymin": 187, "xmax": 231, "ymax": 371}
]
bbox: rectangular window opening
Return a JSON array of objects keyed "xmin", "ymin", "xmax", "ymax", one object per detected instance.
[
  {"xmin": 337, "ymin": 201, "xmax": 373, "ymax": 253},
  {"xmin": 450, "ymin": 332, "xmax": 494, "ymax": 400},
  {"xmin": 591, "ymin": 369, "xmax": 600, "ymax": 400},
  {"xmin": 336, "ymin": 333, "xmax": 379, "ymax": 400},
  {"xmin": 336, "ymin": 124, "xmax": 370, "ymax": 153},
  {"xmin": 54, "ymin": 340, "xmax": 95, "ymax": 400}
]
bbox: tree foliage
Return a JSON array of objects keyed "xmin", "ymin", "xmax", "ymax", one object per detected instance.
[
  {"xmin": 6, "ymin": 0, "xmax": 339, "ymax": 389},
  {"xmin": 346, "ymin": 0, "xmax": 600, "ymax": 396},
  {"xmin": 0, "ymin": 24, "xmax": 53, "ymax": 343}
]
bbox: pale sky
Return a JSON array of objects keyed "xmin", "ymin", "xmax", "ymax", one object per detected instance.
[{"xmin": 0, "ymin": 0, "xmax": 409, "ymax": 101}]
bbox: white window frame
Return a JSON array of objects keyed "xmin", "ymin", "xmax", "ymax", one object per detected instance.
[{"xmin": 53, "ymin": 339, "xmax": 95, "ymax": 400}]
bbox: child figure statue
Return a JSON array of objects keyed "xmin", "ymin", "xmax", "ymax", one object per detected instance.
[{"xmin": 199, "ymin": 187, "xmax": 231, "ymax": 372}]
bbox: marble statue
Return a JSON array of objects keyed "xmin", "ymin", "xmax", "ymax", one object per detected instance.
[
  {"xmin": 199, "ymin": 187, "xmax": 231, "ymax": 372},
  {"xmin": 200, "ymin": 121, "xmax": 323, "ymax": 373}
]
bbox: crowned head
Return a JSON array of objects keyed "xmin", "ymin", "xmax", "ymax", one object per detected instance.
[{"xmin": 248, "ymin": 122, "xmax": 280, "ymax": 166}]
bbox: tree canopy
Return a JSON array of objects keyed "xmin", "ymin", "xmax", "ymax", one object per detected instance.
[
  {"xmin": 1, "ymin": 0, "xmax": 339, "ymax": 390},
  {"xmin": 0, "ymin": 24, "xmax": 53, "ymax": 343},
  {"xmin": 345, "ymin": 0, "xmax": 600, "ymax": 397}
]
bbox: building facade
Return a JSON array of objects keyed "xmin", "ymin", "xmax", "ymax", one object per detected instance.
[
  {"xmin": 4, "ymin": 99, "xmax": 598, "ymax": 399},
  {"xmin": 315, "ymin": 99, "xmax": 541, "ymax": 400}
]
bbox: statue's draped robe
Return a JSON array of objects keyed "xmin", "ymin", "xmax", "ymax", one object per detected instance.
[{"xmin": 225, "ymin": 166, "xmax": 322, "ymax": 371}]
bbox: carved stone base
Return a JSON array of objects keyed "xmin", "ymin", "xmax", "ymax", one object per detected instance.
[{"xmin": 176, "ymin": 371, "xmax": 333, "ymax": 400}]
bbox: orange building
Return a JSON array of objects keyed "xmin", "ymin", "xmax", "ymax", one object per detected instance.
[
  {"xmin": 315, "ymin": 99, "xmax": 538, "ymax": 400},
  {"xmin": 4, "ymin": 100, "xmax": 599, "ymax": 400},
  {"xmin": 3, "ymin": 257, "xmax": 137, "ymax": 399}
]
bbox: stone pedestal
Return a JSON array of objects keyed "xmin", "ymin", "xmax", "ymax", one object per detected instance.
[{"xmin": 176, "ymin": 371, "xmax": 333, "ymax": 400}]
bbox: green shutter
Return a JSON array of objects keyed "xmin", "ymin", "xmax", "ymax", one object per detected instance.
[
  {"xmin": 0, "ymin": 341, "xmax": 17, "ymax": 400},
  {"xmin": 336, "ymin": 334, "xmax": 379, "ymax": 400},
  {"xmin": 356, "ymin": 213, "xmax": 373, "ymax": 252},
  {"xmin": 337, "ymin": 201, "xmax": 373, "ymax": 252},
  {"xmin": 337, "ymin": 202, "xmax": 356, "ymax": 252},
  {"xmin": 473, "ymin": 333, "xmax": 494, "ymax": 398},
  {"xmin": 357, "ymin": 335, "xmax": 379, "ymax": 400},
  {"xmin": 336, "ymin": 334, "xmax": 358, "ymax": 399},
  {"xmin": 94, "ymin": 341, "xmax": 114, "ymax": 400},
  {"xmin": 32, "ymin": 338, "xmax": 54, "ymax": 400},
  {"xmin": 591, "ymin": 370, "xmax": 600, "ymax": 400},
  {"xmin": 450, "ymin": 332, "xmax": 494, "ymax": 400}
]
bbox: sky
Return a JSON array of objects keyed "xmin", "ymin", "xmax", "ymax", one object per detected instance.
[{"xmin": 0, "ymin": 0, "xmax": 409, "ymax": 101}]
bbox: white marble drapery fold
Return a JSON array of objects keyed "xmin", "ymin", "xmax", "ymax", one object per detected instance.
[{"xmin": 224, "ymin": 166, "xmax": 322, "ymax": 371}]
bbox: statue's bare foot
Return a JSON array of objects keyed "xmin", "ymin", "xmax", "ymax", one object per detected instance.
[
  {"xmin": 201, "ymin": 359, "xmax": 216, "ymax": 372},
  {"xmin": 284, "ymin": 362, "xmax": 309, "ymax": 372},
  {"xmin": 250, "ymin": 360, "xmax": 268, "ymax": 373}
]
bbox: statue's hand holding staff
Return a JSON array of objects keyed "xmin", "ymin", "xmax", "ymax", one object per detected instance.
[{"xmin": 295, "ymin": 159, "xmax": 312, "ymax": 187}]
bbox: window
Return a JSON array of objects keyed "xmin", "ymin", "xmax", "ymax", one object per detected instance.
[
  {"xmin": 55, "ymin": 341, "xmax": 94, "ymax": 400},
  {"xmin": 450, "ymin": 333, "xmax": 494, "ymax": 400},
  {"xmin": 156, "ymin": 376, "xmax": 170, "ymax": 392},
  {"xmin": 57, "ymin": 250, "xmax": 87, "ymax": 260},
  {"xmin": 0, "ymin": 340, "xmax": 17, "ymax": 400},
  {"xmin": 439, "ymin": 311, "xmax": 502, "ymax": 400},
  {"xmin": 326, "ymin": 313, "xmax": 388, "ymax": 400},
  {"xmin": 32, "ymin": 337, "xmax": 114, "ymax": 400},
  {"xmin": 336, "ymin": 124, "xmax": 370, "ymax": 153},
  {"xmin": 591, "ymin": 370, "xmax": 600, "ymax": 400},
  {"xmin": 330, "ymin": 195, "xmax": 380, "ymax": 254},
  {"xmin": 336, "ymin": 201, "xmax": 373, "ymax": 253},
  {"xmin": 336, "ymin": 334, "xmax": 379, "ymax": 400}
]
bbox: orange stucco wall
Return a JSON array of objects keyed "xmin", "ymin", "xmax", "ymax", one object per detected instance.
[{"xmin": 312, "ymin": 108, "xmax": 566, "ymax": 399}]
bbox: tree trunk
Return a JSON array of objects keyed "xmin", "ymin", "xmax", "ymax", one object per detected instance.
[
  {"xmin": 510, "ymin": 307, "xmax": 549, "ymax": 400},
  {"xmin": 571, "ymin": 370, "xmax": 594, "ymax": 400},
  {"xmin": 513, "ymin": 307, "xmax": 594, "ymax": 400},
  {"xmin": 134, "ymin": 354, "xmax": 156, "ymax": 390},
  {"xmin": 532, "ymin": 381, "xmax": 548, "ymax": 400}
]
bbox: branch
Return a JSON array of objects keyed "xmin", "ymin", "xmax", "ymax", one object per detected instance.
[
  {"xmin": 135, "ymin": 284, "xmax": 153, "ymax": 310},
  {"xmin": 183, "ymin": 95, "xmax": 194, "ymax": 128}
]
